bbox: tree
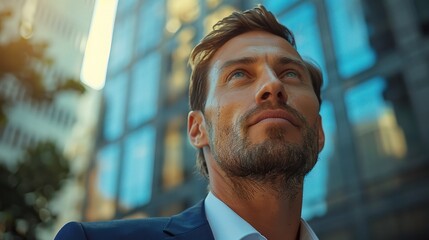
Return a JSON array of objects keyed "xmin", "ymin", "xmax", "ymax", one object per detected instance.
[
  {"xmin": 0, "ymin": 9, "xmax": 85, "ymax": 127},
  {"xmin": 0, "ymin": 8, "xmax": 86, "ymax": 239},
  {"xmin": 0, "ymin": 142, "xmax": 70, "ymax": 239}
]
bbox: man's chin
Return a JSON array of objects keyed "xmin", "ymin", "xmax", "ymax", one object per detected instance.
[{"xmin": 247, "ymin": 128, "xmax": 302, "ymax": 145}]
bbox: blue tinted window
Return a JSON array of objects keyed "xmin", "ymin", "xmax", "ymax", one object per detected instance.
[
  {"xmin": 346, "ymin": 77, "xmax": 386, "ymax": 125},
  {"xmin": 97, "ymin": 144, "xmax": 120, "ymax": 199},
  {"xmin": 345, "ymin": 78, "xmax": 408, "ymax": 179},
  {"xmin": 279, "ymin": 2, "xmax": 328, "ymax": 86},
  {"xmin": 263, "ymin": 0, "xmax": 299, "ymax": 14},
  {"xmin": 326, "ymin": 0, "xmax": 376, "ymax": 78},
  {"xmin": 116, "ymin": 0, "xmax": 137, "ymax": 16},
  {"xmin": 128, "ymin": 52, "xmax": 161, "ymax": 127},
  {"xmin": 108, "ymin": 14, "xmax": 135, "ymax": 74},
  {"xmin": 120, "ymin": 126, "xmax": 156, "ymax": 207},
  {"xmin": 103, "ymin": 73, "xmax": 127, "ymax": 140},
  {"xmin": 303, "ymin": 101, "xmax": 337, "ymax": 219},
  {"xmin": 137, "ymin": 0, "xmax": 165, "ymax": 53}
]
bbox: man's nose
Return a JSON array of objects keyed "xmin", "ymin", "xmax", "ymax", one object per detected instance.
[{"xmin": 255, "ymin": 69, "xmax": 287, "ymax": 105}]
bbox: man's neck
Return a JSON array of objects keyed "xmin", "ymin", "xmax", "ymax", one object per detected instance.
[{"xmin": 209, "ymin": 167, "xmax": 303, "ymax": 240}]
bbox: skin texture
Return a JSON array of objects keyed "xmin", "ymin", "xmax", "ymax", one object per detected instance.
[{"xmin": 188, "ymin": 31, "xmax": 325, "ymax": 240}]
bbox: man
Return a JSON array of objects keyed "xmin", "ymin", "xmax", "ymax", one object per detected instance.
[{"xmin": 55, "ymin": 4, "xmax": 324, "ymax": 240}]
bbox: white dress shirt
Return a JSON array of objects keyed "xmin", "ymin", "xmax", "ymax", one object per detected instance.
[{"xmin": 204, "ymin": 192, "xmax": 319, "ymax": 240}]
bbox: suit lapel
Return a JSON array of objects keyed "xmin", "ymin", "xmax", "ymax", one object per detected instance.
[{"xmin": 163, "ymin": 200, "xmax": 214, "ymax": 240}]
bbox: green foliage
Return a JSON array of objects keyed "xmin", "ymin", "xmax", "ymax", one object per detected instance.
[
  {"xmin": 0, "ymin": 142, "xmax": 71, "ymax": 239},
  {"xmin": 0, "ymin": 8, "xmax": 84, "ymax": 240},
  {"xmin": 0, "ymin": 9, "xmax": 86, "ymax": 127}
]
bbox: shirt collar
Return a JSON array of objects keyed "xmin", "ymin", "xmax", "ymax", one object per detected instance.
[
  {"xmin": 299, "ymin": 218, "xmax": 319, "ymax": 240},
  {"xmin": 205, "ymin": 192, "xmax": 266, "ymax": 240},
  {"xmin": 204, "ymin": 192, "xmax": 318, "ymax": 240}
]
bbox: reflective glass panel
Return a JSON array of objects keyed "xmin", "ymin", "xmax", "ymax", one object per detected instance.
[
  {"xmin": 326, "ymin": 0, "xmax": 376, "ymax": 78},
  {"xmin": 86, "ymin": 144, "xmax": 119, "ymax": 220},
  {"xmin": 116, "ymin": 0, "xmax": 137, "ymax": 16},
  {"xmin": 166, "ymin": 27, "xmax": 195, "ymax": 101},
  {"xmin": 345, "ymin": 77, "xmax": 408, "ymax": 179},
  {"xmin": 303, "ymin": 101, "xmax": 338, "ymax": 220},
  {"xmin": 278, "ymin": 2, "xmax": 328, "ymax": 86},
  {"xmin": 108, "ymin": 14, "xmax": 135, "ymax": 74},
  {"xmin": 263, "ymin": 0, "xmax": 299, "ymax": 14},
  {"xmin": 128, "ymin": 52, "xmax": 161, "ymax": 127},
  {"xmin": 119, "ymin": 126, "xmax": 156, "ymax": 209},
  {"xmin": 167, "ymin": 0, "xmax": 199, "ymax": 24},
  {"xmin": 97, "ymin": 144, "xmax": 120, "ymax": 200},
  {"xmin": 162, "ymin": 116, "xmax": 185, "ymax": 190},
  {"xmin": 137, "ymin": 0, "xmax": 165, "ymax": 53},
  {"xmin": 103, "ymin": 73, "xmax": 127, "ymax": 140},
  {"xmin": 204, "ymin": 5, "xmax": 235, "ymax": 34}
]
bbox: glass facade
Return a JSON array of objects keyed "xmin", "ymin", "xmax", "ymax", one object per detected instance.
[
  {"xmin": 102, "ymin": 73, "xmax": 127, "ymax": 140},
  {"xmin": 346, "ymin": 77, "xmax": 407, "ymax": 179},
  {"xmin": 119, "ymin": 126, "xmax": 156, "ymax": 209},
  {"xmin": 128, "ymin": 52, "xmax": 161, "ymax": 127},
  {"xmin": 137, "ymin": 0, "xmax": 165, "ymax": 54},
  {"xmin": 83, "ymin": 0, "xmax": 429, "ymax": 238},
  {"xmin": 279, "ymin": 2, "xmax": 328, "ymax": 84},
  {"xmin": 326, "ymin": 0, "xmax": 376, "ymax": 77},
  {"xmin": 107, "ymin": 14, "xmax": 135, "ymax": 74}
]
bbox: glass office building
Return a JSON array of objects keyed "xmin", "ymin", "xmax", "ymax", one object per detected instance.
[{"xmin": 83, "ymin": 0, "xmax": 429, "ymax": 239}]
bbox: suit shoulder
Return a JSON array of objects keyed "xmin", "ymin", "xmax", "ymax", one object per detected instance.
[
  {"xmin": 55, "ymin": 221, "xmax": 86, "ymax": 240},
  {"xmin": 82, "ymin": 217, "xmax": 170, "ymax": 230},
  {"xmin": 56, "ymin": 218, "xmax": 170, "ymax": 240}
]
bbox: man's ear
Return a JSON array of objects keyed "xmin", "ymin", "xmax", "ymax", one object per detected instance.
[
  {"xmin": 188, "ymin": 111, "xmax": 209, "ymax": 148},
  {"xmin": 317, "ymin": 114, "xmax": 325, "ymax": 153}
]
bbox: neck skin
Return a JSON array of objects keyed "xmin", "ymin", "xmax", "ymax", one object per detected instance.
[{"xmin": 205, "ymin": 150, "xmax": 303, "ymax": 240}]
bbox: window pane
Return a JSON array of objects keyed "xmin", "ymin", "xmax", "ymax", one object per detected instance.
[
  {"xmin": 345, "ymin": 77, "xmax": 408, "ymax": 179},
  {"xmin": 128, "ymin": 52, "xmax": 161, "ymax": 127},
  {"xmin": 162, "ymin": 116, "xmax": 185, "ymax": 190},
  {"xmin": 278, "ymin": 2, "xmax": 328, "ymax": 86},
  {"xmin": 137, "ymin": 0, "xmax": 165, "ymax": 53},
  {"xmin": 117, "ymin": 0, "xmax": 137, "ymax": 16},
  {"xmin": 108, "ymin": 14, "xmax": 135, "ymax": 74},
  {"xmin": 414, "ymin": 0, "xmax": 429, "ymax": 35},
  {"xmin": 326, "ymin": 0, "xmax": 376, "ymax": 78},
  {"xmin": 303, "ymin": 101, "xmax": 338, "ymax": 220},
  {"xmin": 103, "ymin": 73, "xmax": 127, "ymax": 140},
  {"xmin": 263, "ymin": 0, "xmax": 299, "ymax": 14},
  {"xmin": 167, "ymin": 0, "xmax": 199, "ymax": 24},
  {"xmin": 119, "ymin": 126, "xmax": 156, "ymax": 209},
  {"xmin": 86, "ymin": 144, "xmax": 119, "ymax": 220},
  {"xmin": 204, "ymin": 5, "xmax": 235, "ymax": 34},
  {"xmin": 166, "ymin": 27, "xmax": 195, "ymax": 101}
]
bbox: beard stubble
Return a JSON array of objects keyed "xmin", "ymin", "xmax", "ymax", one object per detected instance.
[{"xmin": 206, "ymin": 103, "xmax": 320, "ymax": 199}]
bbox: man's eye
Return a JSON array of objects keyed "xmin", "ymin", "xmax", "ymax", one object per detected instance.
[
  {"xmin": 229, "ymin": 71, "xmax": 246, "ymax": 80},
  {"xmin": 284, "ymin": 71, "xmax": 298, "ymax": 78}
]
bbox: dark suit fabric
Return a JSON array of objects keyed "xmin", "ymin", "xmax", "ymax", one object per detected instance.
[{"xmin": 54, "ymin": 201, "xmax": 214, "ymax": 240}]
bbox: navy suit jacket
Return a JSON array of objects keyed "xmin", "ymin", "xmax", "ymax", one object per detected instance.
[{"xmin": 54, "ymin": 200, "xmax": 214, "ymax": 240}]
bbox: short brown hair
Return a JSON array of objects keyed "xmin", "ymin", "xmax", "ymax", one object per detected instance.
[{"xmin": 188, "ymin": 5, "xmax": 323, "ymax": 178}]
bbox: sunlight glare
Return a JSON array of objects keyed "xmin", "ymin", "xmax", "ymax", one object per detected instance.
[{"xmin": 81, "ymin": 0, "xmax": 118, "ymax": 90}]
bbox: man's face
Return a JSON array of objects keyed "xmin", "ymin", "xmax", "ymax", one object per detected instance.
[{"xmin": 191, "ymin": 31, "xmax": 325, "ymax": 186}]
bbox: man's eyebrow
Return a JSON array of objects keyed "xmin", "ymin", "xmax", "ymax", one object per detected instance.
[
  {"xmin": 276, "ymin": 56, "xmax": 306, "ymax": 69},
  {"xmin": 219, "ymin": 57, "xmax": 258, "ymax": 72},
  {"xmin": 218, "ymin": 56, "xmax": 307, "ymax": 73}
]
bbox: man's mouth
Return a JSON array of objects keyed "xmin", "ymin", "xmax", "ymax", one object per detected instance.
[{"xmin": 248, "ymin": 109, "xmax": 300, "ymax": 128}]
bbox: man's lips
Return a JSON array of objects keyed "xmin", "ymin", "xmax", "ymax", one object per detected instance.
[{"xmin": 248, "ymin": 109, "xmax": 300, "ymax": 128}]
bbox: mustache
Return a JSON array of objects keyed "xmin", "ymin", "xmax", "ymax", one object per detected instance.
[{"xmin": 239, "ymin": 102, "xmax": 307, "ymax": 129}]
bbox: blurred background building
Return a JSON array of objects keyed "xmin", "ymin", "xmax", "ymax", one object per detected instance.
[
  {"xmin": 0, "ymin": 0, "xmax": 97, "ymax": 239},
  {"xmin": 2, "ymin": 0, "xmax": 429, "ymax": 239},
  {"xmin": 0, "ymin": 0, "xmax": 96, "ymax": 163}
]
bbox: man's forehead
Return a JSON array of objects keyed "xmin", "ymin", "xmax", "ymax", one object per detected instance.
[{"xmin": 209, "ymin": 31, "xmax": 302, "ymax": 68}]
